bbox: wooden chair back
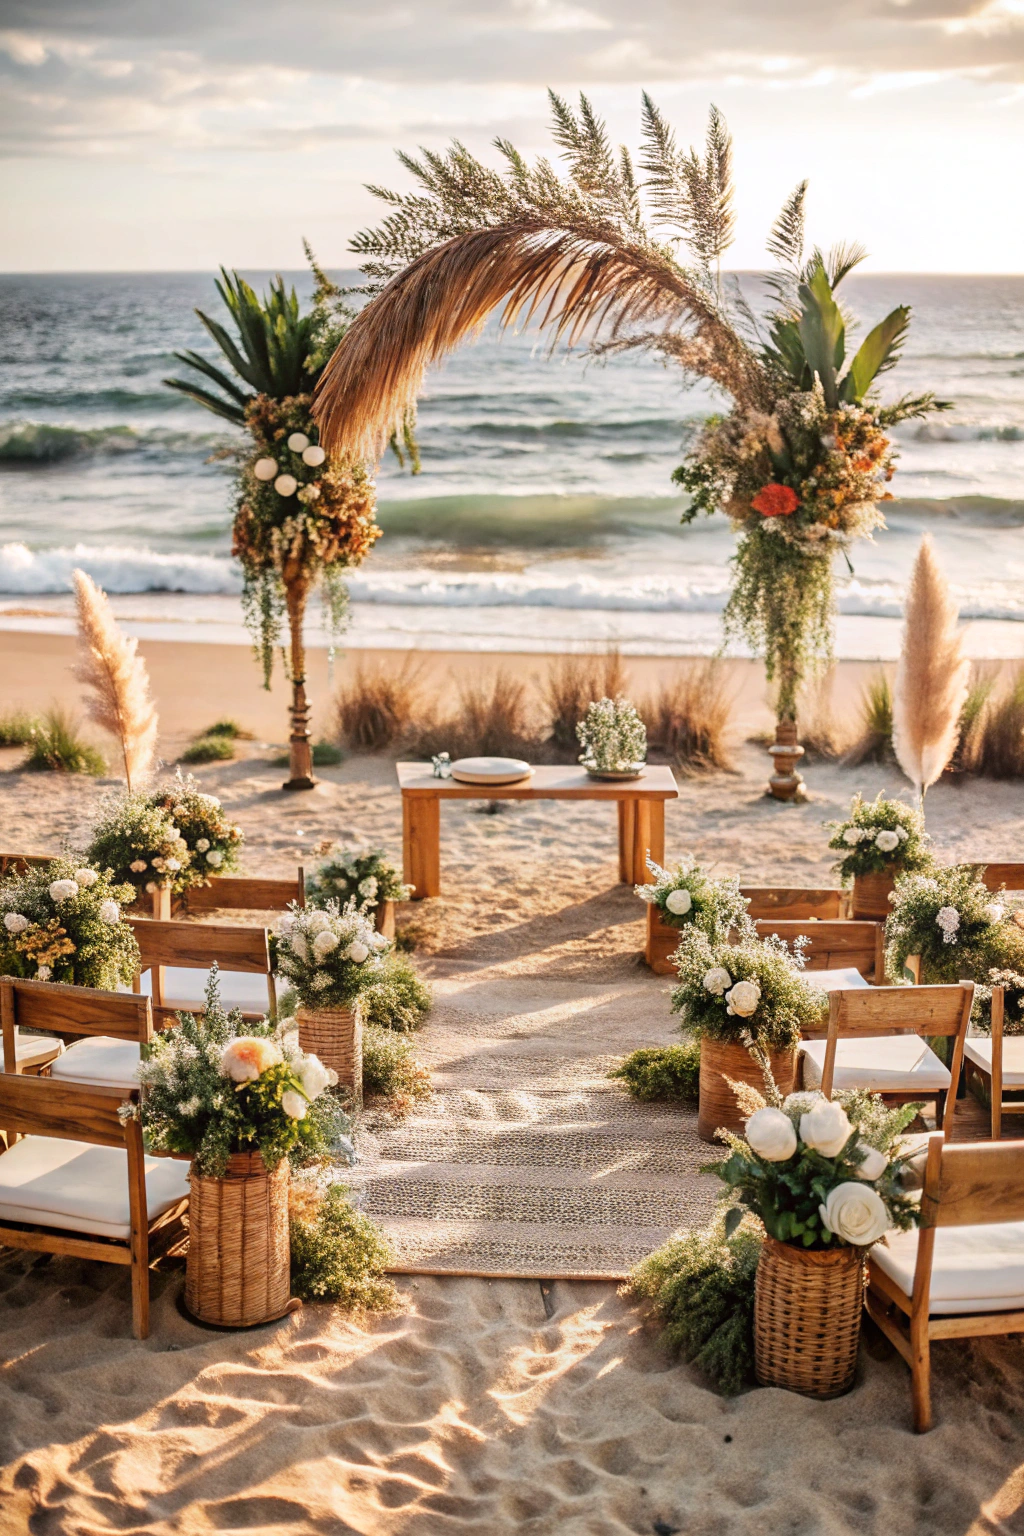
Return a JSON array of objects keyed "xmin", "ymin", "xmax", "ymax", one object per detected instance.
[
  {"xmin": 752, "ymin": 918, "xmax": 883, "ymax": 982},
  {"xmin": 969, "ymin": 862, "xmax": 1024, "ymax": 893},
  {"xmin": 0, "ymin": 852, "xmax": 58, "ymax": 878},
  {"xmin": 820, "ymin": 983, "xmax": 974, "ymax": 1133},
  {"xmin": 919, "ymin": 1130, "xmax": 1024, "ymax": 1230},
  {"xmin": 741, "ymin": 886, "xmax": 850, "ymax": 920},
  {"xmin": 0, "ymin": 1070, "xmax": 134, "ymax": 1147},
  {"xmin": 183, "ymin": 869, "xmax": 305, "ymax": 914},
  {"xmin": 128, "ymin": 917, "xmax": 274, "ymax": 1016},
  {"xmin": 0, "ymin": 976, "xmax": 153, "ymax": 1074}
]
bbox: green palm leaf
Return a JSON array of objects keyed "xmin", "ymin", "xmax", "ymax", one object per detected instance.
[
  {"xmin": 797, "ymin": 265, "xmax": 845, "ymax": 409},
  {"xmin": 839, "ymin": 306, "xmax": 911, "ymax": 403}
]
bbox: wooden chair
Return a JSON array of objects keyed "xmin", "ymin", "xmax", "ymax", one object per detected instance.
[
  {"xmin": 741, "ymin": 886, "xmax": 851, "ymax": 920},
  {"xmin": 752, "ymin": 918, "xmax": 885, "ymax": 983},
  {"xmin": 866, "ymin": 1132, "xmax": 1024, "ymax": 1431},
  {"xmin": 0, "ymin": 976, "xmax": 65, "ymax": 1075},
  {"xmin": 968, "ymin": 862, "xmax": 1024, "ymax": 894},
  {"xmin": 1, "ymin": 976, "xmax": 154, "ymax": 1093},
  {"xmin": 800, "ymin": 983, "xmax": 974, "ymax": 1134},
  {"xmin": 181, "ymin": 868, "xmax": 305, "ymax": 915},
  {"xmin": 962, "ymin": 985, "xmax": 1024, "ymax": 1140},
  {"xmin": 0, "ymin": 851, "xmax": 59, "ymax": 878},
  {"xmin": 0, "ymin": 1073, "xmax": 189, "ymax": 1338},
  {"xmin": 129, "ymin": 917, "xmax": 276, "ymax": 1024}
]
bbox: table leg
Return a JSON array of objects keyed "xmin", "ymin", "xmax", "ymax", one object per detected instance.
[
  {"xmin": 628, "ymin": 799, "xmax": 653, "ymax": 884},
  {"xmin": 648, "ymin": 799, "xmax": 665, "ymax": 870},
  {"xmin": 403, "ymin": 794, "xmax": 441, "ymax": 899},
  {"xmin": 618, "ymin": 800, "xmax": 635, "ymax": 883}
]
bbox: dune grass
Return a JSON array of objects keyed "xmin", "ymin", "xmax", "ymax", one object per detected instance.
[
  {"xmin": 960, "ymin": 663, "xmax": 1024, "ymax": 778},
  {"xmin": 405, "ymin": 670, "xmax": 543, "ymax": 761},
  {"xmin": 843, "ymin": 671, "xmax": 895, "ymax": 767},
  {"xmin": 24, "ymin": 707, "xmax": 106, "ymax": 776},
  {"xmin": 542, "ymin": 651, "xmax": 626, "ymax": 758},
  {"xmin": 0, "ymin": 708, "xmax": 39, "ymax": 748},
  {"xmin": 642, "ymin": 661, "xmax": 735, "ymax": 774},
  {"xmin": 336, "ymin": 660, "xmax": 426, "ymax": 752},
  {"xmin": 609, "ymin": 1042, "xmax": 700, "ymax": 1102},
  {"xmin": 181, "ymin": 734, "xmax": 236, "ymax": 764}
]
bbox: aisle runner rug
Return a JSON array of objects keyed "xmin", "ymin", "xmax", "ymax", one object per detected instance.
[{"xmin": 348, "ymin": 970, "xmax": 719, "ymax": 1280}]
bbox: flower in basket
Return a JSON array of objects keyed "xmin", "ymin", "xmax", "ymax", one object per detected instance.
[
  {"xmin": 274, "ymin": 900, "xmax": 390, "ymax": 1011},
  {"xmin": 670, "ymin": 929, "xmax": 826, "ymax": 1051},
  {"xmin": 305, "ymin": 844, "xmax": 412, "ymax": 913},
  {"xmin": 711, "ymin": 1071, "xmax": 921, "ymax": 1250},
  {"xmin": 85, "ymin": 792, "xmax": 192, "ymax": 904},
  {"xmin": 0, "ymin": 857, "xmax": 138, "ymax": 988},
  {"xmin": 151, "ymin": 771, "xmax": 244, "ymax": 889},
  {"xmin": 826, "ymin": 793, "xmax": 932, "ymax": 884},
  {"xmin": 136, "ymin": 970, "xmax": 353, "ymax": 1177},
  {"xmin": 576, "ymin": 697, "xmax": 647, "ymax": 774},
  {"xmin": 885, "ymin": 864, "xmax": 1024, "ymax": 990},
  {"xmin": 635, "ymin": 856, "xmax": 749, "ymax": 939}
]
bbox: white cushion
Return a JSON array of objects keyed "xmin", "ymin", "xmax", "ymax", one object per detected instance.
[
  {"xmin": 800, "ymin": 1035, "xmax": 951, "ymax": 1092},
  {"xmin": 964, "ymin": 1037, "xmax": 1024, "ymax": 1088},
  {"xmin": 51, "ymin": 1037, "xmax": 142, "ymax": 1089},
  {"xmin": 807, "ymin": 968, "xmax": 871, "ymax": 993},
  {"xmin": 140, "ymin": 966, "xmax": 271, "ymax": 1012},
  {"xmin": 0, "ymin": 1136, "xmax": 190, "ymax": 1241},
  {"xmin": 1, "ymin": 1032, "xmax": 63, "ymax": 1070},
  {"xmin": 873, "ymin": 1222, "xmax": 1024, "ymax": 1314}
]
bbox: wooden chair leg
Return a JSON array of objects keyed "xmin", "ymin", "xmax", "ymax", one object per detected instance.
[{"xmin": 910, "ymin": 1314, "xmax": 932, "ymax": 1432}]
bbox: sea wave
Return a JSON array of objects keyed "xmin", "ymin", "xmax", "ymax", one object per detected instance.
[
  {"xmin": 0, "ymin": 420, "xmax": 237, "ymax": 465},
  {"xmin": 0, "ymin": 543, "xmax": 241, "ymax": 594}
]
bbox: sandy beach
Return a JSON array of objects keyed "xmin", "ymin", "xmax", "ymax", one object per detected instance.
[{"xmin": 2, "ymin": 636, "xmax": 1024, "ymax": 1532}]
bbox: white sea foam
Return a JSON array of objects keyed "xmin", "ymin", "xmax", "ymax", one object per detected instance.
[{"xmin": 0, "ymin": 542, "xmax": 241, "ymax": 595}]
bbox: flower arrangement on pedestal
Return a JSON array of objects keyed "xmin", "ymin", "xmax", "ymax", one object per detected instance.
[
  {"xmin": 635, "ymin": 855, "xmax": 747, "ymax": 937},
  {"xmin": 885, "ymin": 865, "xmax": 1024, "ymax": 989},
  {"xmin": 0, "ymin": 859, "xmax": 138, "ymax": 987},
  {"xmin": 577, "ymin": 697, "xmax": 647, "ymax": 776},
  {"xmin": 305, "ymin": 846, "xmax": 412, "ymax": 915},
  {"xmin": 275, "ymin": 902, "xmax": 390, "ymax": 1010}
]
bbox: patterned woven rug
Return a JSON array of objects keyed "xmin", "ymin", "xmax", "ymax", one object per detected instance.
[{"xmin": 348, "ymin": 966, "xmax": 720, "ymax": 1280}]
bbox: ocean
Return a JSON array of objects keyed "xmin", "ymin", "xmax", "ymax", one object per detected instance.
[{"xmin": 1, "ymin": 269, "xmax": 1023, "ymax": 658}]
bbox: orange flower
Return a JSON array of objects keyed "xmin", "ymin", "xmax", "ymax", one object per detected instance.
[
  {"xmin": 751, "ymin": 483, "xmax": 799, "ymax": 518},
  {"xmin": 220, "ymin": 1036, "xmax": 282, "ymax": 1083}
]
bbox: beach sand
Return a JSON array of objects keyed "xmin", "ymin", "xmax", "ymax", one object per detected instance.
[{"xmin": 2, "ymin": 636, "xmax": 1024, "ymax": 1532}]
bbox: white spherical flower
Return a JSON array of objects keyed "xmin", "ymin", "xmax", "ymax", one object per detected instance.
[
  {"xmin": 664, "ymin": 888, "xmax": 692, "ymax": 916},
  {"xmin": 842, "ymin": 827, "xmax": 864, "ymax": 845},
  {"xmin": 345, "ymin": 941, "xmax": 370, "ymax": 964},
  {"xmin": 205, "ymin": 849, "xmax": 223, "ymax": 867},
  {"xmin": 800, "ymin": 1100, "xmax": 852, "ymax": 1158},
  {"xmin": 290, "ymin": 933, "xmax": 308, "ymax": 963},
  {"xmin": 36, "ymin": 965, "xmax": 52, "ymax": 982},
  {"xmin": 145, "ymin": 881, "xmax": 158, "ymax": 893},
  {"xmin": 48, "ymin": 879, "xmax": 79, "ymax": 903},
  {"xmin": 855, "ymin": 1142, "xmax": 889, "ymax": 1181},
  {"xmin": 302, "ymin": 443, "xmax": 326, "ymax": 467},
  {"xmin": 73, "ymin": 868, "xmax": 98, "ymax": 887},
  {"xmin": 896, "ymin": 826, "xmax": 909, "ymax": 842},
  {"xmin": 306, "ymin": 910, "xmax": 331, "ymax": 935},
  {"xmin": 986, "ymin": 903, "xmax": 1006, "ymax": 925},
  {"xmin": 195, "ymin": 838, "xmax": 210, "ymax": 852},
  {"xmin": 312, "ymin": 930, "xmax": 339, "ymax": 959},
  {"xmin": 274, "ymin": 473, "xmax": 298, "ymax": 497},
  {"xmin": 253, "ymin": 457, "xmax": 278, "ymax": 481},
  {"xmin": 199, "ymin": 794, "xmax": 220, "ymax": 808},
  {"xmin": 287, "ymin": 432, "xmax": 310, "ymax": 453},
  {"xmin": 3, "ymin": 912, "xmax": 28, "ymax": 934},
  {"xmin": 165, "ymin": 858, "xmax": 181, "ymax": 872},
  {"xmin": 298, "ymin": 1053, "xmax": 332, "ymax": 1100},
  {"xmin": 358, "ymin": 876, "xmax": 379, "ymax": 900},
  {"xmin": 129, "ymin": 859, "xmax": 147, "ymax": 874},
  {"xmin": 277, "ymin": 913, "xmax": 296, "ymax": 935},
  {"xmin": 725, "ymin": 980, "xmax": 761, "ymax": 1018},
  {"xmin": 281, "ymin": 1089, "xmax": 308, "ymax": 1121},
  {"xmin": 99, "ymin": 900, "xmax": 120, "ymax": 924},
  {"xmin": 703, "ymin": 967, "xmax": 732, "ymax": 996},
  {"xmin": 819, "ymin": 1182, "xmax": 889, "ymax": 1246},
  {"xmin": 745, "ymin": 1107, "xmax": 798, "ymax": 1163},
  {"xmin": 875, "ymin": 830, "xmax": 899, "ymax": 853}
]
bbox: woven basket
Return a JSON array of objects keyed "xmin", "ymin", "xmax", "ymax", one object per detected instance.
[
  {"xmin": 185, "ymin": 1151, "xmax": 293, "ymax": 1327},
  {"xmin": 697, "ymin": 1037, "xmax": 797, "ymax": 1142},
  {"xmin": 374, "ymin": 900, "xmax": 396, "ymax": 941},
  {"xmin": 296, "ymin": 1002, "xmax": 362, "ymax": 1106},
  {"xmin": 851, "ymin": 871, "xmax": 896, "ymax": 921},
  {"xmin": 754, "ymin": 1235, "xmax": 864, "ymax": 1397}
]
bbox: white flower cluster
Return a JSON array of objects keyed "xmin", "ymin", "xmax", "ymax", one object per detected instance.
[
  {"xmin": 275, "ymin": 900, "xmax": 389, "ymax": 1007},
  {"xmin": 253, "ymin": 432, "xmax": 327, "ymax": 501},
  {"xmin": 841, "ymin": 825, "xmax": 908, "ymax": 853},
  {"xmin": 219, "ymin": 1032, "xmax": 338, "ymax": 1121},
  {"xmin": 936, "ymin": 906, "xmax": 961, "ymax": 944},
  {"xmin": 702, "ymin": 965, "xmax": 761, "ymax": 1017},
  {"xmin": 576, "ymin": 697, "xmax": 647, "ymax": 774}
]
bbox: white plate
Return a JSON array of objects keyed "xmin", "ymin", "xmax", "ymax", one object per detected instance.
[{"xmin": 450, "ymin": 756, "xmax": 533, "ymax": 785}]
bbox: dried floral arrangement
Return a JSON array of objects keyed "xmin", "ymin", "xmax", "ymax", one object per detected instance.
[
  {"xmin": 826, "ymin": 792, "xmax": 932, "ymax": 882},
  {"xmin": 635, "ymin": 855, "xmax": 748, "ymax": 936},
  {"xmin": 274, "ymin": 901, "xmax": 390, "ymax": 1011},
  {"xmin": 576, "ymin": 696, "xmax": 647, "ymax": 774},
  {"xmin": 670, "ymin": 929, "xmax": 826, "ymax": 1050},
  {"xmin": 305, "ymin": 845, "xmax": 412, "ymax": 912},
  {"xmin": 0, "ymin": 858, "xmax": 138, "ymax": 988}
]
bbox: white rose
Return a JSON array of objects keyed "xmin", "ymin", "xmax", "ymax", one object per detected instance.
[
  {"xmin": 99, "ymin": 900, "xmax": 120, "ymax": 924},
  {"xmin": 800, "ymin": 1099, "xmax": 853, "ymax": 1158},
  {"xmin": 819, "ymin": 1182, "xmax": 889, "ymax": 1246},
  {"xmin": 48, "ymin": 879, "xmax": 79, "ymax": 903},
  {"xmin": 277, "ymin": 913, "xmax": 296, "ymax": 935},
  {"xmin": 165, "ymin": 858, "xmax": 181, "ymax": 872},
  {"xmin": 289, "ymin": 933, "xmax": 308, "ymax": 962},
  {"xmin": 875, "ymin": 830, "xmax": 899, "ymax": 853},
  {"xmin": 665, "ymin": 888, "xmax": 693, "ymax": 916},
  {"xmin": 287, "ymin": 431, "xmax": 310, "ymax": 452},
  {"xmin": 253, "ymin": 456, "xmax": 278, "ymax": 481},
  {"xmin": 36, "ymin": 965, "xmax": 51, "ymax": 981},
  {"xmin": 312, "ymin": 930, "xmax": 339, "ymax": 959},
  {"xmin": 281, "ymin": 1089, "xmax": 308, "ymax": 1120},
  {"xmin": 842, "ymin": 826, "xmax": 863, "ymax": 845},
  {"xmin": 298, "ymin": 1053, "xmax": 332, "ymax": 1100},
  {"xmin": 986, "ymin": 903, "xmax": 1006, "ymax": 924},
  {"xmin": 73, "ymin": 868, "xmax": 98, "ymax": 887},
  {"xmin": 205, "ymin": 850, "xmax": 223, "ymax": 867},
  {"xmin": 129, "ymin": 860, "xmax": 147, "ymax": 873},
  {"xmin": 855, "ymin": 1142, "xmax": 889, "ymax": 1181},
  {"xmin": 195, "ymin": 838, "xmax": 210, "ymax": 853},
  {"xmin": 346, "ymin": 941, "xmax": 370, "ymax": 963},
  {"xmin": 725, "ymin": 980, "xmax": 760, "ymax": 1018},
  {"xmin": 745, "ymin": 1107, "xmax": 798, "ymax": 1162},
  {"xmin": 3, "ymin": 913, "xmax": 28, "ymax": 934},
  {"xmin": 274, "ymin": 473, "xmax": 298, "ymax": 497},
  {"xmin": 703, "ymin": 967, "xmax": 732, "ymax": 996}
]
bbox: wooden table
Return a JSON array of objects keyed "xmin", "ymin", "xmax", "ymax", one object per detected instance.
[{"xmin": 397, "ymin": 762, "xmax": 678, "ymax": 899}]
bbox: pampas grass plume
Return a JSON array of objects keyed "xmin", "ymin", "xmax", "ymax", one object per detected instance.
[
  {"xmin": 892, "ymin": 536, "xmax": 969, "ymax": 800},
  {"xmin": 72, "ymin": 569, "xmax": 158, "ymax": 790}
]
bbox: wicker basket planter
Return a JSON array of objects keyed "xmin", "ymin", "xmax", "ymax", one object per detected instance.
[
  {"xmin": 851, "ymin": 871, "xmax": 896, "ymax": 921},
  {"xmin": 185, "ymin": 1151, "xmax": 295, "ymax": 1327},
  {"xmin": 296, "ymin": 1002, "xmax": 362, "ymax": 1107},
  {"xmin": 697, "ymin": 1037, "xmax": 797, "ymax": 1142},
  {"xmin": 754, "ymin": 1234, "xmax": 864, "ymax": 1397},
  {"xmin": 374, "ymin": 899, "xmax": 396, "ymax": 941}
]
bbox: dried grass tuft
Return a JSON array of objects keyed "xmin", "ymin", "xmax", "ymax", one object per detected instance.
[
  {"xmin": 642, "ymin": 661, "xmax": 735, "ymax": 774},
  {"xmin": 406, "ymin": 671, "xmax": 542, "ymax": 760},
  {"xmin": 843, "ymin": 671, "xmax": 895, "ymax": 768},
  {"xmin": 796, "ymin": 670, "xmax": 855, "ymax": 763},
  {"xmin": 542, "ymin": 651, "xmax": 626, "ymax": 758},
  {"xmin": 959, "ymin": 663, "xmax": 1024, "ymax": 779},
  {"xmin": 336, "ymin": 660, "xmax": 428, "ymax": 752}
]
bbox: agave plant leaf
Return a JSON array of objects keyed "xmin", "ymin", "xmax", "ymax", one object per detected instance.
[
  {"xmin": 164, "ymin": 349, "xmax": 249, "ymax": 414},
  {"xmin": 162, "ymin": 374, "xmax": 248, "ymax": 425},
  {"xmin": 797, "ymin": 264, "xmax": 845, "ymax": 409},
  {"xmin": 839, "ymin": 305, "xmax": 911, "ymax": 404},
  {"xmin": 765, "ymin": 316, "xmax": 810, "ymax": 391}
]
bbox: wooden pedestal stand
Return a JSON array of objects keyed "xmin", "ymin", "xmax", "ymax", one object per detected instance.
[{"xmin": 767, "ymin": 719, "xmax": 805, "ymax": 801}]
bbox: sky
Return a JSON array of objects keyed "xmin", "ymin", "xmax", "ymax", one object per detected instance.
[{"xmin": 3, "ymin": 1, "xmax": 1024, "ymax": 273}]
